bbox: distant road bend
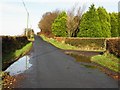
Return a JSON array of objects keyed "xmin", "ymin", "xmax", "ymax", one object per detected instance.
[{"xmin": 14, "ymin": 35, "xmax": 118, "ymax": 88}]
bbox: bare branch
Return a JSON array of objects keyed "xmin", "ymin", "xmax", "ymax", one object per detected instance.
[{"xmin": 66, "ymin": 4, "xmax": 86, "ymax": 37}]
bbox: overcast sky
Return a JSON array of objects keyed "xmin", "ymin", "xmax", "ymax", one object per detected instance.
[{"xmin": 0, "ymin": 0, "xmax": 119, "ymax": 36}]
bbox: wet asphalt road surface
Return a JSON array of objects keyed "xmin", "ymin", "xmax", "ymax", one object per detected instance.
[{"xmin": 14, "ymin": 35, "xmax": 118, "ymax": 88}]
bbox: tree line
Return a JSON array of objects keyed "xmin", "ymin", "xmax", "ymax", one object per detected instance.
[{"xmin": 38, "ymin": 4, "xmax": 119, "ymax": 37}]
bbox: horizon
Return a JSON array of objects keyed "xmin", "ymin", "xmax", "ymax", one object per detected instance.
[{"xmin": 0, "ymin": 0, "xmax": 119, "ymax": 36}]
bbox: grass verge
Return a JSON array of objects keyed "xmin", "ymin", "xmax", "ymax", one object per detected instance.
[
  {"xmin": 91, "ymin": 53, "xmax": 120, "ymax": 73},
  {"xmin": 14, "ymin": 42, "xmax": 32, "ymax": 58},
  {"xmin": 40, "ymin": 34, "xmax": 78, "ymax": 50}
]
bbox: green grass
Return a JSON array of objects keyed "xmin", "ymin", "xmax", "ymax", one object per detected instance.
[
  {"xmin": 40, "ymin": 34, "xmax": 79, "ymax": 50},
  {"xmin": 91, "ymin": 53, "xmax": 120, "ymax": 73},
  {"xmin": 14, "ymin": 42, "xmax": 32, "ymax": 58}
]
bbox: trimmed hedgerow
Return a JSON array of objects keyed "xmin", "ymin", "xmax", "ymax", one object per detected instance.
[
  {"xmin": 65, "ymin": 38, "xmax": 106, "ymax": 51},
  {"xmin": 2, "ymin": 36, "xmax": 30, "ymax": 55},
  {"xmin": 106, "ymin": 38, "xmax": 120, "ymax": 57}
]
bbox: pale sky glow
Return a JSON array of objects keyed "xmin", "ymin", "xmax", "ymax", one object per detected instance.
[{"xmin": 0, "ymin": 0, "xmax": 119, "ymax": 36}]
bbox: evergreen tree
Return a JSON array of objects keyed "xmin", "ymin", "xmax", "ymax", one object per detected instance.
[
  {"xmin": 97, "ymin": 7, "xmax": 111, "ymax": 37},
  {"xmin": 52, "ymin": 11, "xmax": 67, "ymax": 37},
  {"xmin": 109, "ymin": 13, "xmax": 119, "ymax": 37},
  {"xmin": 77, "ymin": 4, "xmax": 102, "ymax": 37}
]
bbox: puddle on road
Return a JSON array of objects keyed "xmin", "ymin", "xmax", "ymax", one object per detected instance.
[
  {"xmin": 68, "ymin": 53, "xmax": 91, "ymax": 63},
  {"xmin": 5, "ymin": 55, "xmax": 32, "ymax": 76},
  {"xmin": 67, "ymin": 53, "xmax": 120, "ymax": 80},
  {"xmin": 66, "ymin": 53, "xmax": 97, "ymax": 69},
  {"xmin": 70, "ymin": 53, "xmax": 97, "ymax": 69}
]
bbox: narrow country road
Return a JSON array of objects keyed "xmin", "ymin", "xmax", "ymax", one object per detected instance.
[{"xmin": 14, "ymin": 35, "xmax": 118, "ymax": 88}]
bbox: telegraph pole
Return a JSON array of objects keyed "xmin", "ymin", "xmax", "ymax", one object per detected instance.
[
  {"xmin": 22, "ymin": 0, "xmax": 29, "ymax": 35},
  {"xmin": 26, "ymin": 9, "xmax": 29, "ymax": 30},
  {"xmin": 22, "ymin": 0, "xmax": 29, "ymax": 69}
]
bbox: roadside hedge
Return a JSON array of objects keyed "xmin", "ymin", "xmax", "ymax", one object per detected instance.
[
  {"xmin": 106, "ymin": 38, "xmax": 120, "ymax": 57},
  {"xmin": 2, "ymin": 36, "xmax": 30, "ymax": 61},
  {"xmin": 64, "ymin": 38, "xmax": 106, "ymax": 51},
  {"xmin": 54, "ymin": 37, "xmax": 120, "ymax": 54}
]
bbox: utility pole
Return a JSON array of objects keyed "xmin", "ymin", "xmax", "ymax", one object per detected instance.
[
  {"xmin": 22, "ymin": 0, "xmax": 29, "ymax": 69},
  {"xmin": 27, "ymin": 13, "xmax": 29, "ymax": 29},
  {"xmin": 22, "ymin": 0, "xmax": 29, "ymax": 36}
]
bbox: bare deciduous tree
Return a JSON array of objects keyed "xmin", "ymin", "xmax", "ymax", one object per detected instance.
[{"xmin": 67, "ymin": 4, "xmax": 85, "ymax": 37}]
